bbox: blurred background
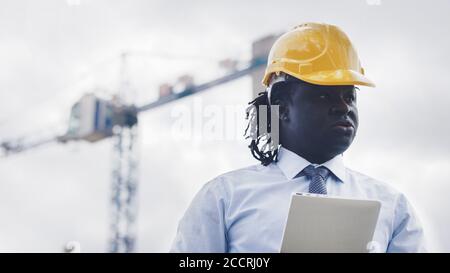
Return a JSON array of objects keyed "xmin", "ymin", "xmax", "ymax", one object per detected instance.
[{"xmin": 0, "ymin": 0, "xmax": 449, "ymax": 252}]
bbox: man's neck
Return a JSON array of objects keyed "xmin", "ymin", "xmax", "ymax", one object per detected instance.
[{"xmin": 281, "ymin": 144, "xmax": 337, "ymax": 165}]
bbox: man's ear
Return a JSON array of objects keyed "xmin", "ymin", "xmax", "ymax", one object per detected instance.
[{"xmin": 272, "ymin": 97, "xmax": 289, "ymax": 122}]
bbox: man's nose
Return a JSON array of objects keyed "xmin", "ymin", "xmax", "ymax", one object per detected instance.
[{"xmin": 330, "ymin": 98, "xmax": 351, "ymax": 115}]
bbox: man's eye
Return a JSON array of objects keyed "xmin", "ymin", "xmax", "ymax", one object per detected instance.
[{"xmin": 345, "ymin": 95, "xmax": 356, "ymax": 103}]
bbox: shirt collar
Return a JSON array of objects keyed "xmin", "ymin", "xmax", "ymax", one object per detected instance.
[{"xmin": 276, "ymin": 147, "xmax": 347, "ymax": 183}]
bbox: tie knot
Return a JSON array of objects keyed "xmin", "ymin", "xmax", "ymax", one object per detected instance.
[{"xmin": 301, "ymin": 165, "xmax": 330, "ymax": 180}]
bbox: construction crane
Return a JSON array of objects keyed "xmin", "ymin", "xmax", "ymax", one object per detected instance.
[{"xmin": 0, "ymin": 35, "xmax": 277, "ymax": 252}]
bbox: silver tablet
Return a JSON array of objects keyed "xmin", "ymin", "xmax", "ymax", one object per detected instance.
[{"xmin": 280, "ymin": 193, "xmax": 381, "ymax": 253}]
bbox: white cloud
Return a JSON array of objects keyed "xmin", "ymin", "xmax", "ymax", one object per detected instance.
[{"xmin": 1, "ymin": 0, "xmax": 449, "ymax": 252}]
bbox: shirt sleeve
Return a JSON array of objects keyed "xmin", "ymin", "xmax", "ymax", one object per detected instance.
[
  {"xmin": 169, "ymin": 179, "xmax": 228, "ymax": 253},
  {"xmin": 387, "ymin": 193, "xmax": 427, "ymax": 253}
]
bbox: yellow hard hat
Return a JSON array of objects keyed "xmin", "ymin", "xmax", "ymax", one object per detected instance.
[{"xmin": 262, "ymin": 22, "xmax": 375, "ymax": 88}]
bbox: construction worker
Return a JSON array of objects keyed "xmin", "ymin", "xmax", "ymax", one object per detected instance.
[{"xmin": 170, "ymin": 23, "xmax": 426, "ymax": 252}]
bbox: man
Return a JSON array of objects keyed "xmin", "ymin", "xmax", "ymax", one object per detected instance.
[{"xmin": 170, "ymin": 23, "xmax": 426, "ymax": 252}]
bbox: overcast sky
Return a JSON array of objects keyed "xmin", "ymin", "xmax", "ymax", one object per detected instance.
[{"xmin": 1, "ymin": 0, "xmax": 449, "ymax": 252}]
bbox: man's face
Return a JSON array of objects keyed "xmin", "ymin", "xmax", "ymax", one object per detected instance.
[{"xmin": 282, "ymin": 81, "xmax": 359, "ymax": 160}]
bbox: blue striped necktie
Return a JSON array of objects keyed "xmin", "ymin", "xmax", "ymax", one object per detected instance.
[{"xmin": 301, "ymin": 165, "xmax": 330, "ymax": 194}]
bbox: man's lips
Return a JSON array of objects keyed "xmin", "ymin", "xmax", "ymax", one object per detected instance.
[
  {"xmin": 331, "ymin": 120, "xmax": 355, "ymax": 135},
  {"xmin": 331, "ymin": 120, "xmax": 355, "ymax": 130}
]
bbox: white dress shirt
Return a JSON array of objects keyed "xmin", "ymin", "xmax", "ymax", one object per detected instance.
[{"xmin": 170, "ymin": 147, "xmax": 427, "ymax": 253}]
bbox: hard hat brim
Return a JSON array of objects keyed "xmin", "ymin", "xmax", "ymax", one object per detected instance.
[{"xmin": 263, "ymin": 68, "xmax": 376, "ymax": 88}]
